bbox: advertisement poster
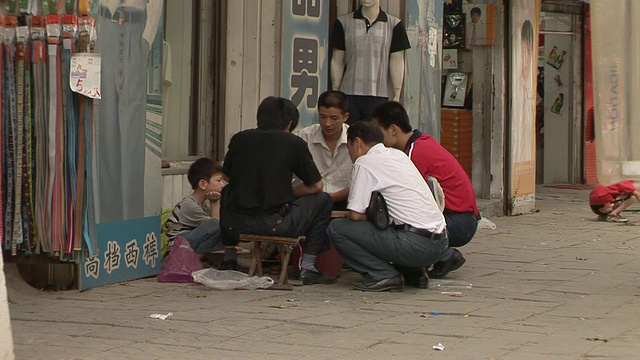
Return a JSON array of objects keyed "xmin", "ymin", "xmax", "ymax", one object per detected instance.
[
  {"xmin": 281, "ymin": 1, "xmax": 329, "ymax": 129},
  {"xmin": 510, "ymin": 0, "xmax": 539, "ymax": 213}
]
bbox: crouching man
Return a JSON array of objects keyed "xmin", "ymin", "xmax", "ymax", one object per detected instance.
[{"xmin": 327, "ymin": 122, "xmax": 448, "ymax": 292}]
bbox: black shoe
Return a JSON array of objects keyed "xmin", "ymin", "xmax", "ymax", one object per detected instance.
[
  {"xmin": 299, "ymin": 268, "xmax": 337, "ymax": 285},
  {"xmin": 352, "ymin": 275, "xmax": 404, "ymax": 292},
  {"xmin": 427, "ymin": 249, "xmax": 466, "ymax": 279},
  {"xmin": 219, "ymin": 260, "xmax": 238, "ymax": 271},
  {"xmin": 403, "ymin": 269, "xmax": 429, "ymax": 289}
]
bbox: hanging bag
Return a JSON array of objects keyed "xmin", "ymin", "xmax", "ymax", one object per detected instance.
[{"xmin": 366, "ymin": 191, "xmax": 391, "ymax": 229}]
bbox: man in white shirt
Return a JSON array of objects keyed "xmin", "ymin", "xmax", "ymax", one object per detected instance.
[
  {"xmin": 327, "ymin": 122, "xmax": 448, "ymax": 292},
  {"xmin": 296, "ymin": 91, "xmax": 352, "ymax": 210}
]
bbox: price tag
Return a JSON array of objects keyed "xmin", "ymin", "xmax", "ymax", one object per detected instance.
[{"xmin": 70, "ymin": 53, "xmax": 101, "ymax": 99}]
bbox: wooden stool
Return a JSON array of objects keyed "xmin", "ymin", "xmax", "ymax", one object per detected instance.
[{"xmin": 239, "ymin": 234, "xmax": 304, "ymax": 290}]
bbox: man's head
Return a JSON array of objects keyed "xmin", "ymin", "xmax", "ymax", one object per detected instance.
[
  {"xmin": 346, "ymin": 121, "xmax": 384, "ymax": 162},
  {"xmin": 470, "ymin": 7, "xmax": 481, "ymax": 23},
  {"xmin": 589, "ymin": 185, "xmax": 615, "ymax": 215},
  {"xmin": 188, "ymin": 158, "xmax": 225, "ymax": 193},
  {"xmin": 257, "ymin": 96, "xmax": 299, "ymax": 132},
  {"xmin": 370, "ymin": 101, "xmax": 412, "ymax": 149},
  {"xmin": 317, "ymin": 90, "xmax": 350, "ymax": 138}
]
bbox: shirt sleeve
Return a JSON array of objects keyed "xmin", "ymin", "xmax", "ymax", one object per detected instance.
[
  {"xmin": 178, "ymin": 198, "xmax": 210, "ymax": 227},
  {"xmin": 390, "ymin": 21, "xmax": 411, "ymax": 53},
  {"xmin": 347, "ymin": 163, "xmax": 378, "ymax": 213},
  {"xmin": 331, "ymin": 19, "xmax": 346, "ymax": 50},
  {"xmin": 292, "ymin": 138, "xmax": 322, "ymax": 185},
  {"xmin": 614, "ymin": 180, "xmax": 637, "ymax": 194}
]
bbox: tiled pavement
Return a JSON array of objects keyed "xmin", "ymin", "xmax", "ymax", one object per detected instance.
[{"xmin": 7, "ymin": 186, "xmax": 640, "ymax": 359}]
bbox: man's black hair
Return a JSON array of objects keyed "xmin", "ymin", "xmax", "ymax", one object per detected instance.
[
  {"xmin": 370, "ymin": 101, "xmax": 413, "ymax": 133},
  {"xmin": 347, "ymin": 121, "xmax": 384, "ymax": 146},
  {"xmin": 318, "ymin": 90, "xmax": 349, "ymax": 113},
  {"xmin": 256, "ymin": 96, "xmax": 300, "ymax": 131},
  {"xmin": 187, "ymin": 157, "xmax": 223, "ymax": 190},
  {"xmin": 470, "ymin": 7, "xmax": 481, "ymax": 16}
]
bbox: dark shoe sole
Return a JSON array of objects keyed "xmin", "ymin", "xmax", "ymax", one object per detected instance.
[
  {"xmin": 352, "ymin": 283, "xmax": 404, "ymax": 292},
  {"xmin": 428, "ymin": 256, "xmax": 466, "ymax": 279},
  {"xmin": 300, "ymin": 275, "xmax": 337, "ymax": 285}
]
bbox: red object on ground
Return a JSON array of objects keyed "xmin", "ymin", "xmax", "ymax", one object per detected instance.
[
  {"xmin": 157, "ymin": 236, "xmax": 204, "ymax": 283},
  {"xmin": 292, "ymin": 243, "xmax": 343, "ymax": 278}
]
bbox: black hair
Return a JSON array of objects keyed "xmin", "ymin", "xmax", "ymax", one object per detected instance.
[
  {"xmin": 347, "ymin": 121, "xmax": 384, "ymax": 146},
  {"xmin": 470, "ymin": 7, "xmax": 481, "ymax": 16},
  {"xmin": 521, "ymin": 20, "xmax": 533, "ymax": 48},
  {"xmin": 256, "ymin": 96, "xmax": 300, "ymax": 131},
  {"xmin": 318, "ymin": 90, "xmax": 349, "ymax": 113},
  {"xmin": 187, "ymin": 157, "xmax": 223, "ymax": 190},
  {"xmin": 590, "ymin": 204, "xmax": 605, "ymax": 215},
  {"xmin": 370, "ymin": 101, "xmax": 413, "ymax": 133}
]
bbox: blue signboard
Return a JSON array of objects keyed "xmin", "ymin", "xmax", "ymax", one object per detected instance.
[
  {"xmin": 281, "ymin": 0, "xmax": 329, "ymax": 129},
  {"xmin": 79, "ymin": 216, "xmax": 161, "ymax": 291}
]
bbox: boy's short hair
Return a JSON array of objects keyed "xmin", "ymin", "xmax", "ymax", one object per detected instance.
[
  {"xmin": 471, "ymin": 7, "xmax": 481, "ymax": 16},
  {"xmin": 371, "ymin": 101, "xmax": 413, "ymax": 133},
  {"xmin": 187, "ymin": 158, "xmax": 223, "ymax": 190},
  {"xmin": 257, "ymin": 96, "xmax": 300, "ymax": 131},
  {"xmin": 347, "ymin": 121, "xmax": 384, "ymax": 146},
  {"xmin": 318, "ymin": 90, "xmax": 349, "ymax": 113}
]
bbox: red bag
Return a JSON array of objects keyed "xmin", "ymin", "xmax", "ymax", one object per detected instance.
[{"xmin": 157, "ymin": 236, "xmax": 204, "ymax": 283}]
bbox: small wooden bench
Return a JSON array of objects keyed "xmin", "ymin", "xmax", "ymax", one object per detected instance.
[
  {"xmin": 239, "ymin": 212, "xmax": 348, "ymax": 290},
  {"xmin": 239, "ymin": 234, "xmax": 304, "ymax": 290}
]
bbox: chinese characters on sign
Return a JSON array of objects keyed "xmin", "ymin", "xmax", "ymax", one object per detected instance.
[
  {"xmin": 125, "ymin": 239, "xmax": 140, "ymax": 268},
  {"xmin": 282, "ymin": 0, "xmax": 328, "ymax": 128},
  {"xmin": 70, "ymin": 53, "xmax": 101, "ymax": 99},
  {"xmin": 143, "ymin": 232, "xmax": 159, "ymax": 268},
  {"xmin": 84, "ymin": 255, "xmax": 100, "ymax": 279},
  {"xmin": 103, "ymin": 241, "xmax": 121, "ymax": 275}
]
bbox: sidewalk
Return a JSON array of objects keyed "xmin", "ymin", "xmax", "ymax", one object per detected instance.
[{"xmin": 7, "ymin": 186, "xmax": 640, "ymax": 359}]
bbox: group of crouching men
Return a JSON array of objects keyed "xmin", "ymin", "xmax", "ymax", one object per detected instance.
[{"xmin": 166, "ymin": 91, "xmax": 480, "ymax": 292}]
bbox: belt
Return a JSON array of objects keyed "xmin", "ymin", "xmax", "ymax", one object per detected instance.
[
  {"xmin": 394, "ymin": 224, "xmax": 444, "ymax": 240},
  {"xmin": 98, "ymin": 6, "xmax": 145, "ymax": 24}
]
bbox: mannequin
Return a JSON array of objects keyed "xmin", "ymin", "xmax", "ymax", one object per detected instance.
[{"xmin": 331, "ymin": 0, "xmax": 410, "ymax": 124}]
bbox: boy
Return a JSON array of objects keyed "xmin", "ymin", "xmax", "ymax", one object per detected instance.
[
  {"xmin": 166, "ymin": 158, "xmax": 231, "ymax": 261},
  {"xmin": 295, "ymin": 90, "xmax": 352, "ymax": 210},
  {"xmin": 589, "ymin": 180, "xmax": 640, "ymax": 223}
]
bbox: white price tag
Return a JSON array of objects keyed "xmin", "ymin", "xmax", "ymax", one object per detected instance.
[{"xmin": 70, "ymin": 53, "xmax": 101, "ymax": 99}]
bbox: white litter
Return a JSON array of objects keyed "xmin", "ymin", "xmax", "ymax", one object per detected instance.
[
  {"xmin": 432, "ymin": 343, "xmax": 445, "ymax": 351},
  {"xmin": 477, "ymin": 217, "xmax": 497, "ymax": 230},
  {"xmin": 149, "ymin": 312, "xmax": 173, "ymax": 320}
]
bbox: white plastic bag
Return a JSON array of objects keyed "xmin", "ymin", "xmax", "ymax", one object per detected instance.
[
  {"xmin": 191, "ymin": 268, "xmax": 274, "ymax": 290},
  {"xmin": 477, "ymin": 217, "xmax": 496, "ymax": 230}
]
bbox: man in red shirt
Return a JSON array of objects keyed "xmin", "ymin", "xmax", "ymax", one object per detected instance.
[
  {"xmin": 371, "ymin": 102, "xmax": 479, "ymax": 279},
  {"xmin": 589, "ymin": 180, "xmax": 640, "ymax": 223}
]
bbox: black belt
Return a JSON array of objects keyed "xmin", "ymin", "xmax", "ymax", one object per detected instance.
[
  {"xmin": 394, "ymin": 224, "xmax": 444, "ymax": 240},
  {"xmin": 98, "ymin": 6, "xmax": 145, "ymax": 24}
]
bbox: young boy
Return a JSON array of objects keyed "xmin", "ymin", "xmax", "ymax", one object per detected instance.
[
  {"xmin": 166, "ymin": 158, "xmax": 231, "ymax": 262},
  {"xmin": 589, "ymin": 180, "xmax": 640, "ymax": 223}
]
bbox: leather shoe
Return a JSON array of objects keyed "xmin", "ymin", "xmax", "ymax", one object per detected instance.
[
  {"xmin": 427, "ymin": 249, "xmax": 466, "ymax": 279},
  {"xmin": 219, "ymin": 260, "xmax": 238, "ymax": 271},
  {"xmin": 403, "ymin": 269, "xmax": 429, "ymax": 289},
  {"xmin": 352, "ymin": 275, "xmax": 404, "ymax": 292},
  {"xmin": 299, "ymin": 268, "xmax": 337, "ymax": 285}
]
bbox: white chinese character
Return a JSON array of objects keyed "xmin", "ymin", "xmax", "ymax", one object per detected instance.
[
  {"xmin": 143, "ymin": 232, "xmax": 159, "ymax": 268},
  {"xmin": 124, "ymin": 239, "xmax": 140, "ymax": 268},
  {"xmin": 103, "ymin": 241, "xmax": 121, "ymax": 274},
  {"xmin": 84, "ymin": 256, "xmax": 101, "ymax": 279}
]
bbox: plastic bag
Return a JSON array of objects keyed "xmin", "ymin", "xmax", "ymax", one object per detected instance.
[
  {"xmin": 477, "ymin": 217, "xmax": 496, "ymax": 230},
  {"xmin": 192, "ymin": 268, "xmax": 274, "ymax": 290},
  {"xmin": 157, "ymin": 236, "xmax": 204, "ymax": 283}
]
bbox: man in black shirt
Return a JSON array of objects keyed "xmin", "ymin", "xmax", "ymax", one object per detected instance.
[{"xmin": 220, "ymin": 97, "xmax": 336, "ymax": 285}]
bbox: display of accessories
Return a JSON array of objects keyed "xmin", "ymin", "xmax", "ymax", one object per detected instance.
[
  {"xmin": 0, "ymin": 2, "xmax": 97, "ymax": 262},
  {"xmin": 443, "ymin": 14, "xmax": 465, "ymax": 49}
]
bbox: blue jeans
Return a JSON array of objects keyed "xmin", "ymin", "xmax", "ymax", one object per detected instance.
[
  {"xmin": 221, "ymin": 192, "xmax": 333, "ymax": 255},
  {"xmin": 327, "ymin": 219, "xmax": 448, "ymax": 282},
  {"xmin": 444, "ymin": 212, "xmax": 478, "ymax": 248},
  {"xmin": 180, "ymin": 218, "xmax": 223, "ymax": 255}
]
